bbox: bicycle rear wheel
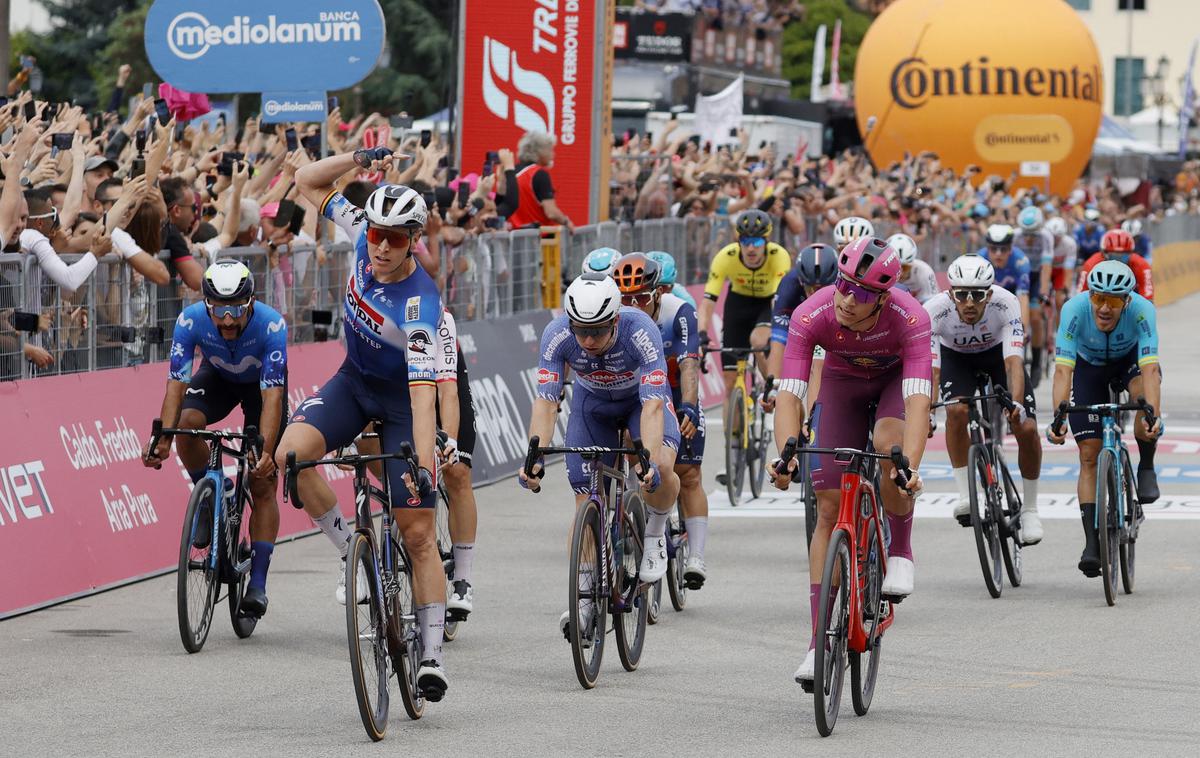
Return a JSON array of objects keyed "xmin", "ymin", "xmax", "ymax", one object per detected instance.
[
  {"xmin": 569, "ymin": 499, "xmax": 606, "ymax": 689},
  {"xmin": 725, "ymin": 389, "xmax": 747, "ymax": 505},
  {"xmin": 851, "ymin": 513, "xmax": 884, "ymax": 717},
  {"xmin": 227, "ymin": 484, "xmax": 257, "ymax": 638},
  {"xmin": 615, "ymin": 510, "xmax": 649, "ymax": 671},
  {"xmin": 747, "ymin": 391, "xmax": 768, "ymax": 499},
  {"xmin": 345, "ymin": 531, "xmax": 390, "ymax": 741},
  {"xmin": 814, "ymin": 529, "xmax": 850, "ymax": 737},
  {"xmin": 391, "ymin": 534, "xmax": 425, "ymax": 720},
  {"xmin": 1120, "ymin": 452, "xmax": 1138, "ymax": 594},
  {"xmin": 177, "ymin": 478, "xmax": 220, "ymax": 654},
  {"xmin": 435, "ymin": 484, "xmax": 458, "ymax": 641},
  {"xmin": 666, "ymin": 502, "xmax": 689, "ymax": 612},
  {"xmin": 968, "ymin": 445, "xmax": 1003, "ymax": 598},
  {"xmin": 998, "ymin": 461, "xmax": 1023, "ymax": 588},
  {"xmin": 1097, "ymin": 451, "xmax": 1120, "ymax": 606}
]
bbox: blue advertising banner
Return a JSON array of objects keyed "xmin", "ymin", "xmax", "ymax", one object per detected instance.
[
  {"xmin": 261, "ymin": 91, "xmax": 327, "ymax": 124},
  {"xmin": 144, "ymin": 0, "xmax": 386, "ymax": 94}
]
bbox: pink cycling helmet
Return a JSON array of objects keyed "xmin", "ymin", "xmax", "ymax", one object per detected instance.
[{"xmin": 837, "ymin": 237, "xmax": 901, "ymax": 291}]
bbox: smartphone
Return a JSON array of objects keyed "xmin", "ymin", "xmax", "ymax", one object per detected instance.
[
  {"xmin": 142, "ymin": 82, "xmax": 153, "ymax": 99},
  {"xmin": 135, "ymin": 129, "xmax": 147, "ymax": 152},
  {"xmin": 285, "ymin": 127, "xmax": 298, "ymax": 152},
  {"xmin": 327, "ymin": 96, "xmax": 339, "ymax": 111},
  {"xmin": 420, "ymin": 129, "xmax": 432, "ymax": 148},
  {"xmin": 154, "ymin": 98, "xmax": 171, "ymax": 124},
  {"xmin": 130, "ymin": 157, "xmax": 146, "ymax": 178},
  {"xmin": 485, "ymin": 150, "xmax": 499, "ymax": 164},
  {"xmin": 217, "ymin": 155, "xmax": 233, "ymax": 177},
  {"xmin": 482, "ymin": 160, "xmax": 493, "ymax": 177},
  {"xmin": 301, "ymin": 133, "xmax": 321, "ymax": 155},
  {"xmin": 12, "ymin": 311, "xmax": 39, "ymax": 333},
  {"xmin": 174, "ymin": 122, "xmax": 186, "ymax": 142},
  {"xmin": 457, "ymin": 182, "xmax": 471, "ymax": 207},
  {"xmin": 273, "ymin": 199, "xmax": 297, "ymax": 227},
  {"xmin": 51, "ymin": 133, "xmax": 72, "ymax": 151},
  {"xmin": 259, "ymin": 122, "xmax": 276, "ymax": 135},
  {"xmin": 388, "ymin": 114, "xmax": 414, "ymax": 129},
  {"xmin": 311, "ymin": 309, "xmax": 333, "ymax": 325}
]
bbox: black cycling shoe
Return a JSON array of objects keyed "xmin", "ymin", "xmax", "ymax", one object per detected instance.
[
  {"xmin": 1136, "ymin": 468, "xmax": 1160, "ymax": 505},
  {"xmin": 192, "ymin": 500, "xmax": 213, "ymax": 549},
  {"xmin": 239, "ymin": 586, "xmax": 268, "ymax": 618},
  {"xmin": 1078, "ymin": 530, "xmax": 1101, "ymax": 577},
  {"xmin": 416, "ymin": 660, "xmax": 448, "ymax": 702}
]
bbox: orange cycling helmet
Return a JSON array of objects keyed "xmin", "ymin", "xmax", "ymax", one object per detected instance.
[
  {"xmin": 612, "ymin": 253, "xmax": 661, "ymax": 294},
  {"xmin": 1100, "ymin": 228, "xmax": 1135, "ymax": 254}
]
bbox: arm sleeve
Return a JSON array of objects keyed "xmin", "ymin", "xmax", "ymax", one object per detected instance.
[
  {"xmin": 535, "ymin": 322, "xmax": 569, "ymax": 401},
  {"xmin": 321, "ymin": 191, "xmax": 366, "ymax": 240},
  {"xmin": 1015, "ymin": 257, "xmax": 1030, "ymax": 296},
  {"xmin": 1054, "ymin": 298, "xmax": 1081, "ymax": 367},
  {"xmin": 406, "ymin": 293, "xmax": 441, "ymax": 387},
  {"xmin": 999, "ymin": 306, "xmax": 1025, "ymax": 362},
  {"xmin": 770, "ymin": 277, "xmax": 800, "ymax": 345},
  {"xmin": 106, "ymin": 85, "xmax": 125, "ymax": 114},
  {"xmin": 1134, "ymin": 257, "xmax": 1154, "ymax": 301},
  {"xmin": 703, "ymin": 252, "xmax": 727, "ymax": 300},
  {"xmin": 1134, "ymin": 300, "xmax": 1159, "ymax": 367},
  {"xmin": 632, "ymin": 322, "xmax": 671, "ymax": 403},
  {"xmin": 900, "ymin": 308, "xmax": 934, "ymax": 399},
  {"xmin": 260, "ymin": 314, "xmax": 288, "ymax": 389},
  {"xmin": 27, "ymin": 233, "xmax": 97, "ymax": 294},
  {"xmin": 778, "ymin": 307, "xmax": 817, "ymax": 399},
  {"xmin": 531, "ymin": 169, "xmax": 555, "ymax": 201},
  {"xmin": 678, "ymin": 303, "xmax": 699, "ymax": 360},
  {"xmin": 167, "ymin": 310, "xmax": 199, "ymax": 382},
  {"xmin": 436, "ymin": 311, "xmax": 459, "ymax": 382},
  {"xmin": 495, "ymin": 169, "xmax": 520, "ymax": 218},
  {"xmin": 925, "ymin": 303, "xmax": 943, "ymax": 370}
]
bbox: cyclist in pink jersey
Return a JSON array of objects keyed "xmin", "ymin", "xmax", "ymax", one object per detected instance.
[{"xmin": 770, "ymin": 237, "xmax": 933, "ymax": 686}]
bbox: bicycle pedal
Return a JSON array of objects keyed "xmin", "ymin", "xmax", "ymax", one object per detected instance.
[
  {"xmin": 955, "ymin": 513, "xmax": 972, "ymax": 528},
  {"xmin": 446, "ymin": 609, "xmax": 469, "ymax": 623},
  {"xmin": 799, "ymin": 679, "xmax": 814, "ymax": 694},
  {"xmin": 881, "ymin": 593, "xmax": 905, "ymax": 604}
]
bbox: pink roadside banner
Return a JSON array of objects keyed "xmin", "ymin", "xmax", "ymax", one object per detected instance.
[{"xmin": 0, "ymin": 341, "xmax": 354, "ymax": 618}]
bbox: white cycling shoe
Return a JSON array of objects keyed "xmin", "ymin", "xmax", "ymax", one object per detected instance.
[
  {"xmin": 953, "ymin": 500, "xmax": 971, "ymax": 523},
  {"xmin": 880, "ymin": 556, "xmax": 914, "ymax": 597},
  {"xmin": 559, "ymin": 609, "xmax": 596, "ymax": 649},
  {"xmin": 1020, "ymin": 510, "xmax": 1044, "ymax": 545},
  {"xmin": 336, "ymin": 558, "xmax": 369, "ymax": 605},
  {"xmin": 640, "ymin": 535, "xmax": 669, "ymax": 583},
  {"xmin": 683, "ymin": 555, "xmax": 707, "ymax": 589},
  {"xmin": 794, "ymin": 648, "xmax": 816, "ymax": 683}
]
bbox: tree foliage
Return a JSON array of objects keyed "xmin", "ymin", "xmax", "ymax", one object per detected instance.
[
  {"xmin": 19, "ymin": 0, "xmax": 143, "ymax": 107},
  {"xmin": 781, "ymin": 0, "xmax": 872, "ymax": 100}
]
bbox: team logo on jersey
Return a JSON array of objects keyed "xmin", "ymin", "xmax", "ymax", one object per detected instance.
[
  {"xmin": 536, "ymin": 368, "xmax": 559, "ymax": 385},
  {"xmin": 642, "ymin": 369, "xmax": 667, "ymax": 387},
  {"xmin": 799, "ymin": 314, "xmax": 811, "ymax": 325},
  {"xmin": 581, "ymin": 369, "xmax": 634, "ymax": 386},
  {"xmin": 405, "ymin": 296, "xmax": 421, "ymax": 322},
  {"xmin": 907, "ymin": 314, "xmax": 919, "ymax": 326},
  {"xmin": 407, "ymin": 329, "xmax": 432, "ymax": 355},
  {"xmin": 851, "ymin": 356, "xmax": 880, "ymax": 367}
]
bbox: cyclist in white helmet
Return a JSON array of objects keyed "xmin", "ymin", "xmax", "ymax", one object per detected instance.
[
  {"xmin": 832, "ymin": 215, "xmax": 874, "ymax": 248},
  {"xmin": 888, "ymin": 233, "xmax": 938, "ymax": 304},
  {"xmin": 1044, "ymin": 216, "xmax": 1078, "ymax": 310},
  {"xmin": 582, "ymin": 247, "xmax": 621, "ymax": 277}
]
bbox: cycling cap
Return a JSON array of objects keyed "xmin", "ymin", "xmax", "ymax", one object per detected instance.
[
  {"xmin": 1101, "ymin": 229, "xmax": 1135, "ymax": 254},
  {"xmin": 1120, "ymin": 219, "xmax": 1143, "ymax": 237},
  {"xmin": 833, "ymin": 216, "xmax": 874, "ymax": 247},
  {"xmin": 565, "ymin": 274, "xmax": 622, "ymax": 325},
  {"xmin": 582, "ymin": 247, "xmax": 621, "ymax": 276},
  {"xmin": 644, "ymin": 251, "xmax": 677, "ymax": 286},
  {"xmin": 364, "ymin": 184, "xmax": 427, "ymax": 228},
  {"xmin": 1017, "ymin": 206, "xmax": 1044, "ymax": 232},
  {"xmin": 886, "ymin": 233, "xmax": 919, "ymax": 265},
  {"xmin": 947, "ymin": 255, "xmax": 995, "ymax": 288},
  {"xmin": 985, "ymin": 224, "xmax": 1015, "ymax": 246},
  {"xmin": 203, "ymin": 260, "xmax": 254, "ymax": 302},
  {"xmin": 838, "ymin": 237, "xmax": 899, "ymax": 290},
  {"xmin": 1087, "ymin": 260, "xmax": 1136, "ymax": 296},
  {"xmin": 796, "ymin": 243, "xmax": 838, "ymax": 286},
  {"xmin": 612, "ymin": 253, "xmax": 660, "ymax": 294},
  {"xmin": 1044, "ymin": 216, "xmax": 1067, "ymax": 237},
  {"xmin": 735, "ymin": 209, "xmax": 773, "ymax": 239}
]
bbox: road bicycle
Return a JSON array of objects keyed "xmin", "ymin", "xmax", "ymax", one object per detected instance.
[
  {"xmin": 523, "ymin": 432, "xmax": 653, "ymax": 690},
  {"xmin": 702, "ymin": 345, "xmax": 772, "ymax": 504},
  {"xmin": 284, "ymin": 431, "xmax": 430, "ymax": 741},
  {"xmin": 776, "ymin": 437, "xmax": 910, "ymax": 737},
  {"xmin": 932, "ymin": 375, "xmax": 1024, "ymax": 598},
  {"xmin": 146, "ymin": 419, "xmax": 261, "ymax": 654},
  {"xmin": 1051, "ymin": 397, "xmax": 1156, "ymax": 607}
]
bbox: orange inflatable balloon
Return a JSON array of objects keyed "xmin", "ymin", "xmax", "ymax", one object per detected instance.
[{"xmin": 854, "ymin": 0, "xmax": 1103, "ymax": 196}]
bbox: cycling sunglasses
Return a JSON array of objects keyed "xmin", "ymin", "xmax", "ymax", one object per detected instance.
[
  {"xmin": 1089, "ymin": 292, "xmax": 1127, "ymax": 310},
  {"xmin": 207, "ymin": 300, "xmax": 251, "ymax": 319},
  {"xmin": 834, "ymin": 275, "xmax": 884, "ymax": 304},
  {"xmin": 987, "ymin": 243, "xmax": 1012, "ymax": 252},
  {"xmin": 569, "ymin": 321, "xmax": 616, "ymax": 339},
  {"xmin": 740, "ymin": 236, "xmax": 766, "ymax": 248},
  {"xmin": 366, "ymin": 226, "xmax": 416, "ymax": 246},
  {"xmin": 621, "ymin": 292, "xmax": 655, "ymax": 307},
  {"xmin": 950, "ymin": 288, "xmax": 990, "ymax": 303}
]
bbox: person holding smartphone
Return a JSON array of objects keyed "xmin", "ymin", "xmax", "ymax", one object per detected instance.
[{"xmin": 506, "ymin": 131, "xmax": 573, "ymax": 231}]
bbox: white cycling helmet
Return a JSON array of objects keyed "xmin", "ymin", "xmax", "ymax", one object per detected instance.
[
  {"xmin": 565, "ymin": 274, "xmax": 622, "ymax": 326},
  {"xmin": 1016, "ymin": 206, "xmax": 1044, "ymax": 232},
  {"xmin": 203, "ymin": 260, "xmax": 255, "ymax": 301},
  {"xmin": 1121, "ymin": 218, "xmax": 1143, "ymax": 237},
  {"xmin": 1044, "ymin": 216, "xmax": 1068, "ymax": 238},
  {"xmin": 833, "ymin": 216, "xmax": 875, "ymax": 247},
  {"xmin": 985, "ymin": 224, "xmax": 1015, "ymax": 246},
  {"xmin": 364, "ymin": 184, "xmax": 428, "ymax": 228},
  {"xmin": 947, "ymin": 255, "xmax": 995, "ymax": 288},
  {"xmin": 886, "ymin": 233, "xmax": 919, "ymax": 265}
]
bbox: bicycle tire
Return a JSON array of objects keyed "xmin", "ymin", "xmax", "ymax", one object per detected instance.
[
  {"xmin": 802, "ymin": 458, "xmax": 817, "ymax": 552},
  {"xmin": 177, "ymin": 478, "xmax": 220, "ymax": 654},
  {"xmin": 747, "ymin": 390, "xmax": 768, "ymax": 499},
  {"xmin": 345, "ymin": 531, "xmax": 390, "ymax": 741},
  {"xmin": 968, "ymin": 445, "xmax": 1003, "ymax": 598},
  {"xmin": 666, "ymin": 501, "xmax": 689, "ymax": 612},
  {"xmin": 850, "ymin": 508, "xmax": 884, "ymax": 717},
  {"xmin": 615, "ymin": 509, "xmax": 649, "ymax": 672},
  {"xmin": 568, "ymin": 499, "xmax": 606, "ymax": 689},
  {"xmin": 725, "ymin": 388, "xmax": 747, "ymax": 505},
  {"xmin": 435, "ymin": 485, "xmax": 458, "ymax": 641},
  {"xmin": 392, "ymin": 533, "xmax": 425, "ymax": 720},
  {"xmin": 1120, "ymin": 452, "xmax": 1137, "ymax": 594},
  {"xmin": 1097, "ymin": 451, "xmax": 1120, "ymax": 606},
  {"xmin": 227, "ymin": 481, "xmax": 257, "ymax": 638},
  {"xmin": 814, "ymin": 528, "xmax": 850, "ymax": 738},
  {"xmin": 998, "ymin": 462, "xmax": 1023, "ymax": 588}
]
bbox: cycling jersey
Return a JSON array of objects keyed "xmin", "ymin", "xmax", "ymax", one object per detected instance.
[
  {"xmin": 977, "ymin": 247, "xmax": 1031, "ymax": 297},
  {"xmin": 1075, "ymin": 225, "xmax": 1104, "ymax": 263},
  {"xmin": 704, "ymin": 242, "xmax": 791, "ymax": 300},
  {"xmin": 168, "ymin": 301, "xmax": 288, "ymax": 388},
  {"xmin": 1077, "ymin": 253, "xmax": 1154, "ymax": 302},
  {"xmin": 321, "ymin": 190, "xmax": 440, "ymax": 387},
  {"xmin": 435, "ymin": 309, "xmax": 459, "ymax": 384},
  {"xmin": 770, "ymin": 270, "xmax": 809, "ymax": 346},
  {"xmin": 1055, "ymin": 291, "xmax": 1158, "ymax": 368},
  {"xmin": 896, "ymin": 259, "xmax": 939, "ymax": 304},
  {"xmin": 670, "ymin": 283, "xmax": 696, "ymax": 308},
  {"xmin": 1050, "ymin": 235, "xmax": 1078, "ymax": 291},
  {"xmin": 924, "ymin": 286, "xmax": 1024, "ymax": 367},
  {"xmin": 1133, "ymin": 234, "xmax": 1152, "ymax": 262},
  {"xmin": 1015, "ymin": 229, "xmax": 1055, "ymax": 269},
  {"xmin": 433, "ymin": 308, "xmax": 477, "ymax": 467},
  {"xmin": 655, "ymin": 293, "xmax": 700, "ymax": 402}
]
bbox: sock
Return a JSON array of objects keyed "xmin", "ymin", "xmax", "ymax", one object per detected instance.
[
  {"xmin": 451, "ymin": 543, "xmax": 474, "ymax": 584},
  {"xmin": 684, "ymin": 516, "xmax": 708, "ymax": 559},
  {"xmin": 187, "ymin": 469, "xmax": 206, "ymax": 485},
  {"xmin": 313, "ymin": 506, "xmax": 352, "ymax": 558},
  {"xmin": 416, "ymin": 603, "xmax": 445, "ymax": 664},
  {"xmin": 886, "ymin": 511, "xmax": 914, "ymax": 561},
  {"xmin": 952, "ymin": 466, "xmax": 969, "ymax": 504},
  {"xmin": 1080, "ymin": 502, "xmax": 1097, "ymax": 543},
  {"xmin": 808, "ymin": 583, "xmax": 821, "ymax": 651},
  {"xmin": 645, "ymin": 506, "xmax": 671, "ymax": 538},
  {"xmin": 1022, "ymin": 478, "xmax": 1039, "ymax": 513},
  {"xmin": 249, "ymin": 541, "xmax": 273, "ymax": 591},
  {"xmin": 1136, "ymin": 437, "xmax": 1157, "ymax": 471}
]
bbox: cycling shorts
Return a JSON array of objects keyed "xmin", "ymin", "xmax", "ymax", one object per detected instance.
[
  {"xmin": 1028, "ymin": 269, "xmax": 1044, "ymax": 304},
  {"xmin": 435, "ymin": 363, "xmax": 477, "ymax": 468},
  {"xmin": 1050, "ymin": 268, "xmax": 1070, "ymax": 292},
  {"xmin": 938, "ymin": 344, "xmax": 1036, "ymax": 418},
  {"xmin": 291, "ymin": 359, "xmax": 436, "ymax": 509},
  {"xmin": 1068, "ymin": 349, "xmax": 1141, "ymax": 442},
  {"xmin": 808, "ymin": 364, "xmax": 906, "ymax": 491},
  {"xmin": 564, "ymin": 389, "xmax": 680, "ymax": 495},
  {"xmin": 720, "ymin": 291, "xmax": 772, "ymax": 370},
  {"xmin": 182, "ymin": 363, "xmax": 288, "ymax": 440}
]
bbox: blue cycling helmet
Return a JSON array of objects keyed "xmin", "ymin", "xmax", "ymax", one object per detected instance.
[
  {"xmin": 1088, "ymin": 260, "xmax": 1136, "ymax": 296},
  {"xmin": 645, "ymin": 251, "xmax": 677, "ymax": 286},
  {"xmin": 582, "ymin": 247, "xmax": 621, "ymax": 276},
  {"xmin": 796, "ymin": 243, "xmax": 838, "ymax": 286},
  {"xmin": 1017, "ymin": 206, "xmax": 1044, "ymax": 231}
]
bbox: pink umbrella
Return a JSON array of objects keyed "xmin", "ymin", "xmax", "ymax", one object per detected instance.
[{"xmin": 158, "ymin": 83, "xmax": 212, "ymax": 122}]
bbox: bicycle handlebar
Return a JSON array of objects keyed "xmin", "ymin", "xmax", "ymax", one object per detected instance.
[
  {"xmin": 146, "ymin": 417, "xmax": 262, "ymax": 469},
  {"xmin": 1050, "ymin": 396, "xmax": 1157, "ymax": 438},
  {"xmin": 522, "ymin": 435, "xmax": 652, "ymax": 495},
  {"xmin": 283, "ymin": 443, "xmax": 423, "ymax": 511},
  {"xmin": 774, "ymin": 436, "xmax": 912, "ymax": 490},
  {"xmin": 931, "ymin": 387, "xmax": 1015, "ymax": 413}
]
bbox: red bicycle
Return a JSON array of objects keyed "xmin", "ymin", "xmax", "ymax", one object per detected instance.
[{"xmin": 777, "ymin": 437, "xmax": 911, "ymax": 737}]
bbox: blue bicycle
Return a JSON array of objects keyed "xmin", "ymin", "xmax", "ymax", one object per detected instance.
[
  {"xmin": 1051, "ymin": 397, "xmax": 1158, "ymax": 606},
  {"xmin": 147, "ymin": 419, "xmax": 262, "ymax": 653}
]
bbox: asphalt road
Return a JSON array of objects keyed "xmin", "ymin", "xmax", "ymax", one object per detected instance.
[{"xmin": 4, "ymin": 294, "xmax": 1200, "ymax": 755}]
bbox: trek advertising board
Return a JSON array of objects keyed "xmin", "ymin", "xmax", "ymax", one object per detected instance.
[
  {"xmin": 458, "ymin": 0, "xmax": 613, "ymax": 225},
  {"xmin": 144, "ymin": 0, "xmax": 386, "ymax": 93}
]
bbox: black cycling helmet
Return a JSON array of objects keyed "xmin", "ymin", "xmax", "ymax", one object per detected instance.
[
  {"xmin": 796, "ymin": 243, "xmax": 838, "ymax": 286},
  {"xmin": 735, "ymin": 209, "xmax": 773, "ymax": 239}
]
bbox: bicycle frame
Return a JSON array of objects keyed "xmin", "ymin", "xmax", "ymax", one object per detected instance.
[{"xmin": 934, "ymin": 377, "xmax": 1017, "ymax": 530}]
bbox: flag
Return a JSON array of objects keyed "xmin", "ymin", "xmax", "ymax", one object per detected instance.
[
  {"xmin": 694, "ymin": 74, "xmax": 744, "ymax": 149},
  {"xmin": 1180, "ymin": 37, "xmax": 1198, "ymax": 159},
  {"xmin": 830, "ymin": 20, "xmax": 844, "ymax": 100},
  {"xmin": 811, "ymin": 25, "xmax": 828, "ymax": 103}
]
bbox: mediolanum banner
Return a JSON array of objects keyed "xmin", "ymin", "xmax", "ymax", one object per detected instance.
[
  {"xmin": 144, "ymin": 0, "xmax": 386, "ymax": 93},
  {"xmin": 458, "ymin": 0, "xmax": 613, "ymax": 225}
]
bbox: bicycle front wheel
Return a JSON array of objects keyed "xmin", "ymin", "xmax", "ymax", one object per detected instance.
[
  {"xmin": 968, "ymin": 445, "xmax": 1003, "ymax": 598},
  {"xmin": 227, "ymin": 485, "xmax": 257, "ymax": 639},
  {"xmin": 814, "ymin": 528, "xmax": 851, "ymax": 737},
  {"xmin": 666, "ymin": 502, "xmax": 689, "ymax": 612},
  {"xmin": 802, "ymin": 458, "xmax": 817, "ymax": 552},
  {"xmin": 850, "ymin": 514, "xmax": 884, "ymax": 717},
  {"xmin": 747, "ymin": 391, "xmax": 769, "ymax": 499},
  {"xmin": 725, "ymin": 388, "xmax": 747, "ymax": 505},
  {"xmin": 390, "ymin": 535, "xmax": 425, "ymax": 721},
  {"xmin": 1119, "ymin": 452, "xmax": 1138, "ymax": 594},
  {"xmin": 1097, "ymin": 450, "xmax": 1120, "ymax": 606},
  {"xmin": 998, "ymin": 461, "xmax": 1023, "ymax": 588},
  {"xmin": 345, "ymin": 531, "xmax": 390, "ymax": 741},
  {"xmin": 177, "ymin": 478, "xmax": 220, "ymax": 654},
  {"xmin": 615, "ymin": 509, "xmax": 649, "ymax": 671},
  {"xmin": 569, "ymin": 500, "xmax": 606, "ymax": 689},
  {"xmin": 435, "ymin": 485, "xmax": 458, "ymax": 641}
]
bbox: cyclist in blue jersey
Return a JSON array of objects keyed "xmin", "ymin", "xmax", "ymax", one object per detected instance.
[
  {"xmin": 977, "ymin": 223, "xmax": 1032, "ymax": 330},
  {"xmin": 1075, "ymin": 210, "xmax": 1105, "ymax": 265},
  {"xmin": 764, "ymin": 243, "xmax": 837, "ymax": 413},
  {"xmin": 1121, "ymin": 218, "xmax": 1153, "ymax": 262},
  {"xmin": 143, "ymin": 261, "xmax": 288, "ymax": 619},
  {"xmin": 281, "ymin": 146, "xmax": 449, "ymax": 702},
  {"xmin": 519, "ymin": 274, "xmax": 682, "ymax": 639},
  {"xmin": 614, "ymin": 254, "xmax": 709, "ymax": 587},
  {"xmin": 645, "ymin": 250, "xmax": 696, "ymax": 308},
  {"xmin": 1047, "ymin": 261, "xmax": 1163, "ymax": 577}
]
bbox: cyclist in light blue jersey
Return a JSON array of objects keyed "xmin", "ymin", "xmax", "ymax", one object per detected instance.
[
  {"xmin": 646, "ymin": 250, "xmax": 696, "ymax": 308},
  {"xmin": 143, "ymin": 260, "xmax": 288, "ymax": 619}
]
